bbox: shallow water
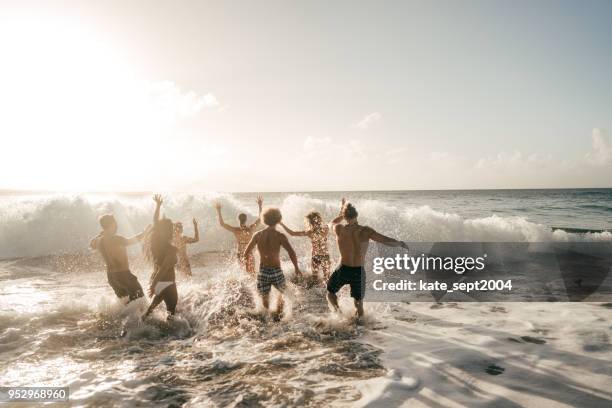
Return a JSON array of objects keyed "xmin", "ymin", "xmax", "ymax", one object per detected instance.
[
  {"xmin": 1, "ymin": 189, "xmax": 611, "ymax": 406},
  {"xmin": 0, "ymin": 259, "xmax": 385, "ymax": 407}
]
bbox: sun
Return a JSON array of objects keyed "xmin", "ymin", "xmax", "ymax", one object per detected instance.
[{"xmin": 0, "ymin": 13, "xmax": 159, "ymax": 191}]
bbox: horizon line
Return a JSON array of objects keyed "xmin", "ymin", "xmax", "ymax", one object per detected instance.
[{"xmin": 1, "ymin": 186, "xmax": 611, "ymax": 195}]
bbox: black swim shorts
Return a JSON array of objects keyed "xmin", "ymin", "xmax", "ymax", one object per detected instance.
[
  {"xmin": 326, "ymin": 265, "xmax": 365, "ymax": 300},
  {"xmin": 107, "ymin": 270, "xmax": 144, "ymax": 301}
]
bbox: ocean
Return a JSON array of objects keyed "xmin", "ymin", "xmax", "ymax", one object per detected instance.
[{"xmin": 1, "ymin": 189, "xmax": 611, "ymax": 406}]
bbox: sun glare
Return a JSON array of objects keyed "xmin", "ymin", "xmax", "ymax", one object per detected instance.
[{"xmin": 0, "ymin": 14, "xmax": 172, "ymax": 191}]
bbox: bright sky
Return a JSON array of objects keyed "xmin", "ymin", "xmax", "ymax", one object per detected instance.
[{"xmin": 1, "ymin": 0, "xmax": 611, "ymax": 192}]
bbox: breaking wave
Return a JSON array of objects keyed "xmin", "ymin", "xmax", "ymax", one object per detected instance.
[{"xmin": 0, "ymin": 192, "xmax": 610, "ymax": 258}]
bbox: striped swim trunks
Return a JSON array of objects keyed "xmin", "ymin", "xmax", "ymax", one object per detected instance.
[{"xmin": 256, "ymin": 265, "xmax": 286, "ymax": 295}]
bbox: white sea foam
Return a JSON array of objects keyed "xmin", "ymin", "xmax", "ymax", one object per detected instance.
[
  {"xmin": 1, "ymin": 193, "xmax": 609, "ymax": 258},
  {"xmin": 1, "ymin": 191, "xmax": 611, "ymax": 406}
]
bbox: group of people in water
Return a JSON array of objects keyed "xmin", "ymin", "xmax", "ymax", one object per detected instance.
[{"xmin": 90, "ymin": 195, "xmax": 408, "ymax": 321}]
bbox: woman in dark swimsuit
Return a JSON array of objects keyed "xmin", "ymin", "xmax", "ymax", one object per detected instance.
[{"xmin": 142, "ymin": 195, "xmax": 179, "ymax": 320}]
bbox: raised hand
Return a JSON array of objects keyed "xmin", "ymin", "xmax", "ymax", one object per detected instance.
[
  {"xmin": 213, "ymin": 202, "xmax": 221, "ymax": 210},
  {"xmin": 192, "ymin": 218, "xmax": 198, "ymax": 227},
  {"xmin": 153, "ymin": 194, "xmax": 163, "ymax": 206},
  {"xmin": 256, "ymin": 195, "xmax": 263, "ymax": 208}
]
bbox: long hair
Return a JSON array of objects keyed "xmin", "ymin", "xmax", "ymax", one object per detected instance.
[
  {"xmin": 305, "ymin": 211, "xmax": 323, "ymax": 233},
  {"xmin": 144, "ymin": 218, "xmax": 174, "ymax": 265}
]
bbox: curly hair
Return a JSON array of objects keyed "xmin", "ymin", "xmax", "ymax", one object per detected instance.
[
  {"xmin": 262, "ymin": 207, "xmax": 282, "ymax": 226},
  {"xmin": 305, "ymin": 211, "xmax": 323, "ymax": 232}
]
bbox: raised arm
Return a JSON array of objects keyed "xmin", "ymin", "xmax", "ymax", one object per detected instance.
[
  {"xmin": 243, "ymin": 232, "xmax": 259, "ymax": 259},
  {"xmin": 249, "ymin": 195, "xmax": 263, "ymax": 229},
  {"xmin": 214, "ymin": 202, "xmax": 239, "ymax": 232},
  {"xmin": 184, "ymin": 218, "xmax": 200, "ymax": 244},
  {"xmin": 280, "ymin": 222, "xmax": 308, "ymax": 237},
  {"xmin": 153, "ymin": 194, "xmax": 163, "ymax": 225},
  {"xmin": 280, "ymin": 234, "xmax": 302, "ymax": 276},
  {"xmin": 329, "ymin": 197, "xmax": 346, "ymax": 226},
  {"xmin": 366, "ymin": 227, "xmax": 409, "ymax": 249}
]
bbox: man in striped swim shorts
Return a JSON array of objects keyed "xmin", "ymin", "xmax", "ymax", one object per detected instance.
[{"xmin": 244, "ymin": 207, "xmax": 302, "ymax": 317}]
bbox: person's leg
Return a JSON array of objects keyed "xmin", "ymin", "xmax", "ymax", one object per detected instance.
[
  {"xmin": 311, "ymin": 257, "xmax": 321, "ymax": 281},
  {"xmin": 108, "ymin": 272, "xmax": 128, "ymax": 299},
  {"xmin": 276, "ymin": 292, "xmax": 284, "ymax": 315},
  {"xmin": 142, "ymin": 295, "xmax": 164, "ymax": 319},
  {"xmin": 322, "ymin": 257, "xmax": 331, "ymax": 281},
  {"xmin": 327, "ymin": 291, "xmax": 340, "ymax": 312},
  {"xmin": 326, "ymin": 266, "xmax": 344, "ymax": 312},
  {"xmin": 354, "ymin": 299, "xmax": 364, "ymax": 317},
  {"xmin": 126, "ymin": 273, "xmax": 144, "ymax": 302},
  {"xmin": 349, "ymin": 267, "xmax": 365, "ymax": 318},
  {"xmin": 246, "ymin": 255, "xmax": 255, "ymax": 276},
  {"xmin": 257, "ymin": 269, "xmax": 270, "ymax": 311},
  {"xmin": 261, "ymin": 293, "xmax": 270, "ymax": 310},
  {"xmin": 273, "ymin": 273, "xmax": 287, "ymax": 315},
  {"xmin": 162, "ymin": 284, "xmax": 178, "ymax": 317}
]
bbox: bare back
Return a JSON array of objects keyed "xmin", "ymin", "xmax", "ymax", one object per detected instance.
[
  {"xmin": 334, "ymin": 223, "xmax": 373, "ymax": 267},
  {"xmin": 98, "ymin": 235, "xmax": 130, "ymax": 273},
  {"xmin": 254, "ymin": 227, "xmax": 286, "ymax": 268}
]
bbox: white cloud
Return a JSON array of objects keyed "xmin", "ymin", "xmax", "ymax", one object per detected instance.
[
  {"xmin": 585, "ymin": 128, "xmax": 612, "ymax": 166},
  {"xmin": 430, "ymin": 151, "xmax": 451, "ymax": 161},
  {"xmin": 303, "ymin": 136, "xmax": 332, "ymax": 151},
  {"xmin": 476, "ymin": 150, "xmax": 523, "ymax": 169},
  {"xmin": 384, "ymin": 147, "xmax": 409, "ymax": 164},
  {"xmin": 302, "ymin": 136, "xmax": 368, "ymax": 162},
  {"xmin": 475, "ymin": 150, "xmax": 554, "ymax": 170},
  {"xmin": 352, "ymin": 112, "xmax": 382, "ymax": 130},
  {"xmin": 348, "ymin": 139, "xmax": 367, "ymax": 159},
  {"xmin": 148, "ymin": 81, "xmax": 219, "ymax": 118}
]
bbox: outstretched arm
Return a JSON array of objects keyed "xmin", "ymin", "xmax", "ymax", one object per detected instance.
[
  {"xmin": 280, "ymin": 222, "xmax": 308, "ymax": 237},
  {"xmin": 89, "ymin": 232, "xmax": 103, "ymax": 250},
  {"xmin": 214, "ymin": 203, "xmax": 239, "ymax": 232},
  {"xmin": 367, "ymin": 227, "xmax": 409, "ymax": 249},
  {"xmin": 243, "ymin": 232, "xmax": 259, "ymax": 259},
  {"xmin": 280, "ymin": 234, "xmax": 302, "ymax": 276},
  {"xmin": 153, "ymin": 194, "xmax": 163, "ymax": 225},
  {"xmin": 184, "ymin": 218, "xmax": 200, "ymax": 244},
  {"xmin": 125, "ymin": 225, "xmax": 151, "ymax": 245},
  {"xmin": 250, "ymin": 195, "xmax": 263, "ymax": 229},
  {"xmin": 329, "ymin": 197, "xmax": 346, "ymax": 226}
]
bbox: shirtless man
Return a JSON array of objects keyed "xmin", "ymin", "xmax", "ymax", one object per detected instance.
[
  {"xmin": 173, "ymin": 218, "xmax": 200, "ymax": 277},
  {"xmin": 243, "ymin": 207, "xmax": 302, "ymax": 316},
  {"xmin": 90, "ymin": 214, "xmax": 149, "ymax": 302},
  {"xmin": 327, "ymin": 198, "xmax": 408, "ymax": 318},
  {"xmin": 214, "ymin": 196, "xmax": 263, "ymax": 275}
]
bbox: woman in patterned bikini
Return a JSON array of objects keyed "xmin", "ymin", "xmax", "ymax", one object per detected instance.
[{"xmin": 280, "ymin": 211, "xmax": 330, "ymax": 283}]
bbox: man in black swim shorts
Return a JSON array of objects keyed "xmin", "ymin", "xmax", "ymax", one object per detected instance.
[
  {"xmin": 90, "ymin": 214, "xmax": 149, "ymax": 302},
  {"xmin": 327, "ymin": 198, "xmax": 408, "ymax": 318}
]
